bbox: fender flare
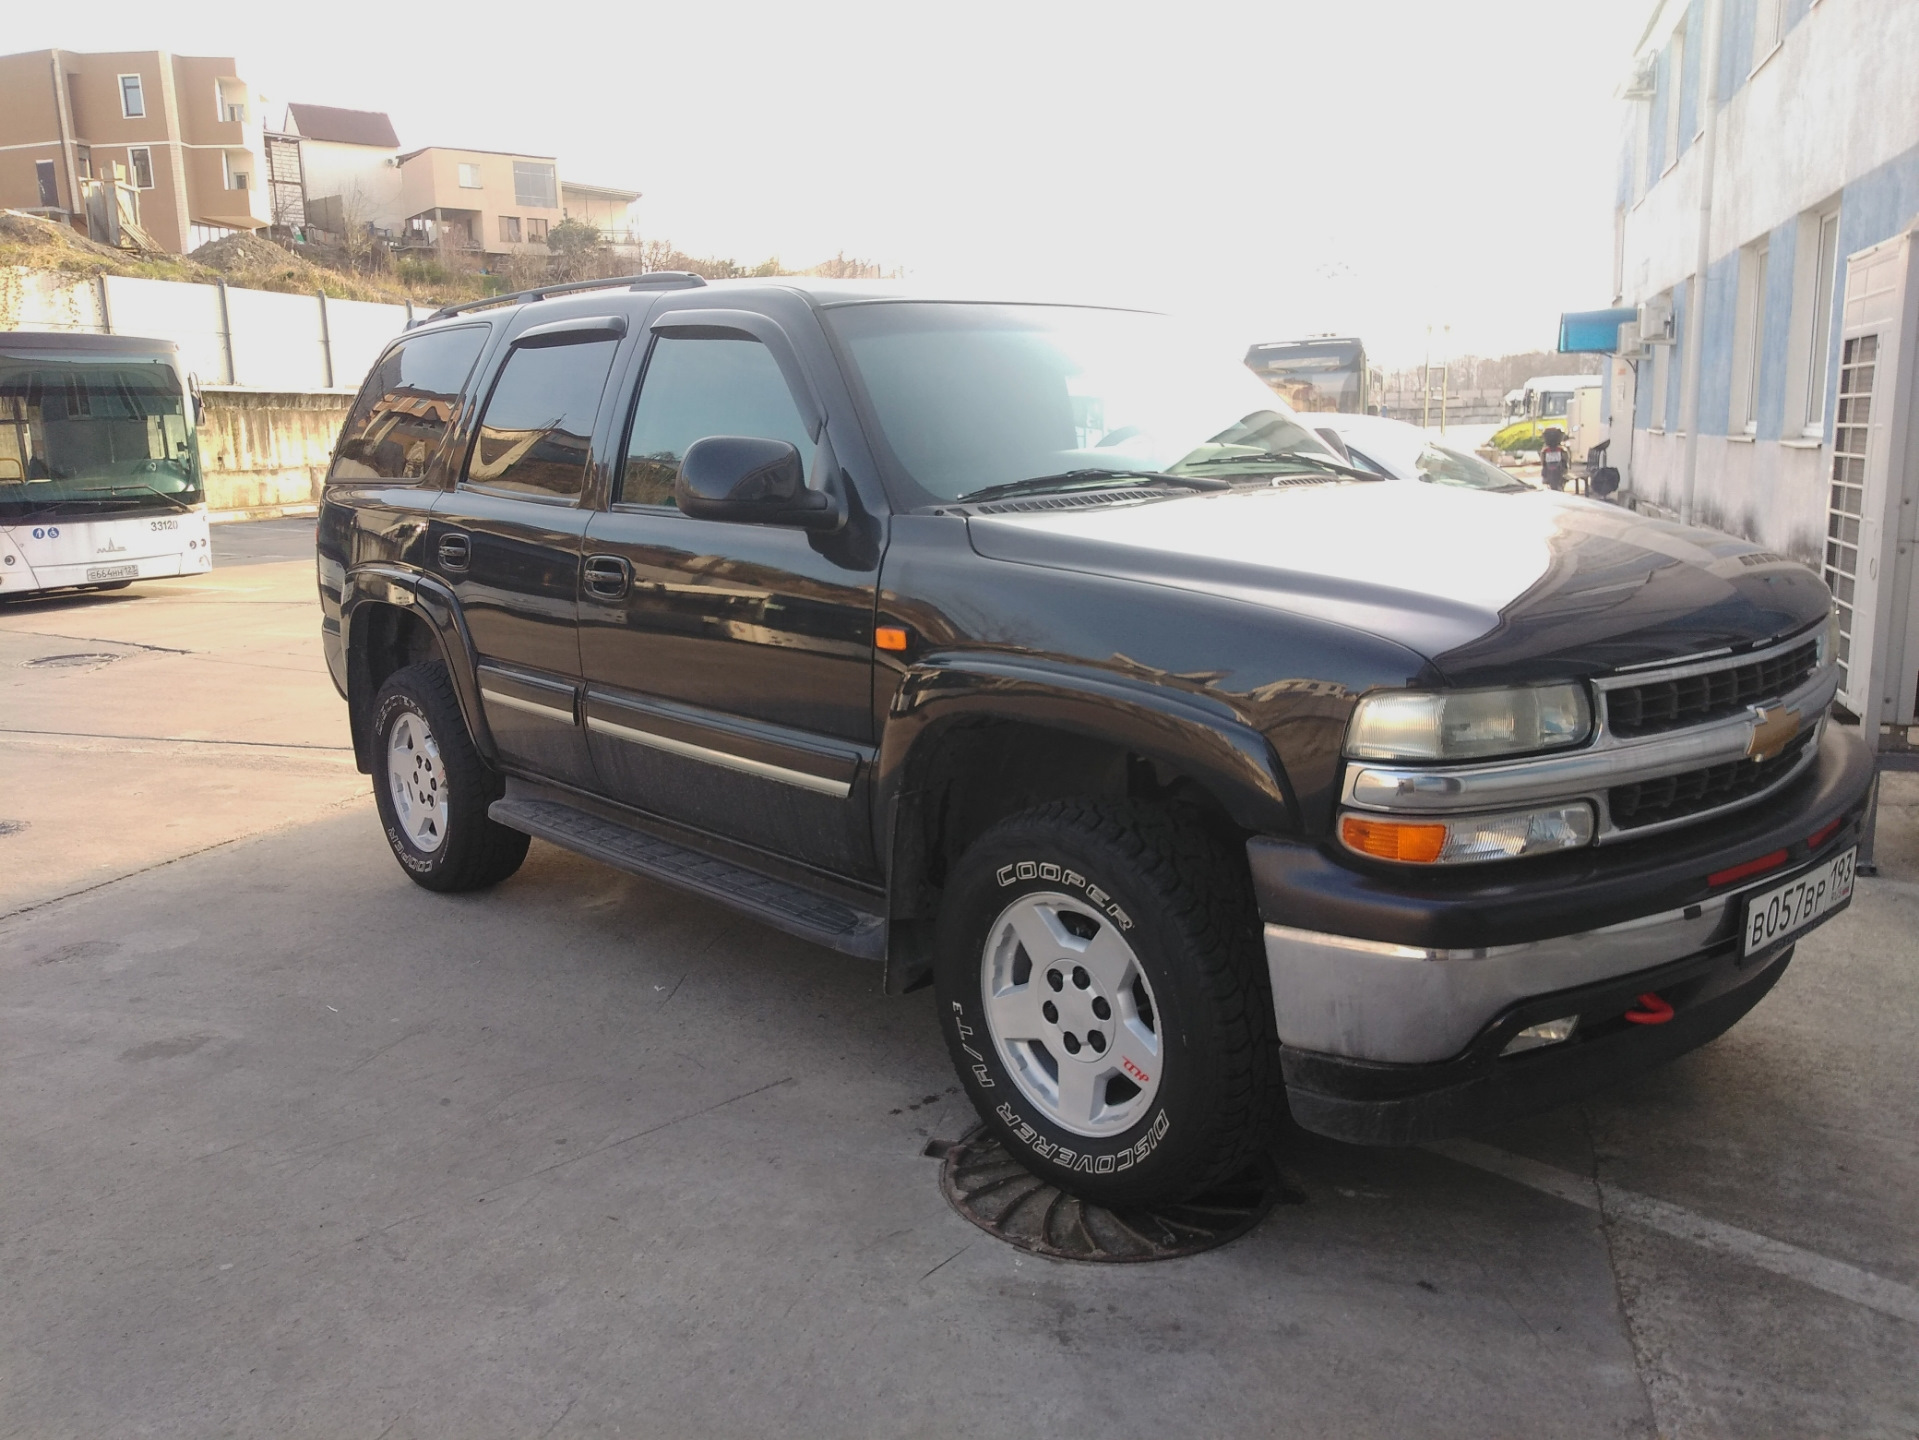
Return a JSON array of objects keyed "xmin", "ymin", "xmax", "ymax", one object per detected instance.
[
  {"xmin": 340, "ymin": 565, "xmax": 495, "ymax": 770},
  {"xmin": 873, "ymin": 653, "xmax": 1297, "ymax": 992}
]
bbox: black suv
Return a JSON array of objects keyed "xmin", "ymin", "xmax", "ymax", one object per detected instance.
[{"xmin": 319, "ymin": 275, "xmax": 1872, "ymax": 1207}]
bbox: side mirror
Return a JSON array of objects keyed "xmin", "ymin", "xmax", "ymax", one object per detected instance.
[
  {"xmin": 676, "ymin": 436, "xmax": 843, "ymax": 531},
  {"xmin": 188, "ymin": 373, "xmax": 206, "ymax": 426}
]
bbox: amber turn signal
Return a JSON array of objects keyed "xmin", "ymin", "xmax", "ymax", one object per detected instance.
[
  {"xmin": 1340, "ymin": 816, "xmax": 1448, "ymax": 864},
  {"xmin": 874, "ymin": 625, "xmax": 910, "ymax": 652}
]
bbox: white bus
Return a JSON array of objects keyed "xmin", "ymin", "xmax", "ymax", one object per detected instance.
[{"xmin": 0, "ymin": 332, "xmax": 211, "ymax": 598}]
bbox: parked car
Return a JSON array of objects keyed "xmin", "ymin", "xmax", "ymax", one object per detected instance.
[
  {"xmin": 318, "ymin": 276, "xmax": 1870, "ymax": 1208},
  {"xmin": 1307, "ymin": 412, "xmax": 1531, "ymax": 492}
]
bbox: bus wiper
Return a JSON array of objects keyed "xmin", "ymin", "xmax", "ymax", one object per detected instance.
[
  {"xmin": 67, "ymin": 483, "xmax": 196, "ymax": 512},
  {"xmin": 957, "ymin": 469, "xmax": 1229, "ymax": 504},
  {"xmin": 1176, "ymin": 450, "xmax": 1378, "ymax": 482}
]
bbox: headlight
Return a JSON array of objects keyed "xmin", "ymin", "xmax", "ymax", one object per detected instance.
[
  {"xmin": 1345, "ymin": 684, "xmax": 1592, "ymax": 761},
  {"xmin": 1340, "ymin": 803, "xmax": 1595, "ymax": 865}
]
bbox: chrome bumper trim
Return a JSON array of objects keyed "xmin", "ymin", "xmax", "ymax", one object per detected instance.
[{"xmin": 1264, "ymin": 892, "xmax": 1738, "ymax": 1065}]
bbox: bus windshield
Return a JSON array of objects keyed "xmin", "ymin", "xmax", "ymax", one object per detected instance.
[
  {"xmin": 1244, "ymin": 339, "xmax": 1366, "ymax": 414},
  {"xmin": 0, "ymin": 356, "xmax": 202, "ymax": 522}
]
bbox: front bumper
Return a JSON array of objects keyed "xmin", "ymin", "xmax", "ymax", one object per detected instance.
[{"xmin": 1251, "ymin": 722, "xmax": 1873, "ymax": 1144}]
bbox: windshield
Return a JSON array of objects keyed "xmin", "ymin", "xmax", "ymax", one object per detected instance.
[
  {"xmin": 0, "ymin": 356, "xmax": 201, "ymax": 522},
  {"xmin": 1416, "ymin": 443, "xmax": 1529, "ymax": 492},
  {"xmin": 826, "ymin": 303, "xmax": 1342, "ymax": 504}
]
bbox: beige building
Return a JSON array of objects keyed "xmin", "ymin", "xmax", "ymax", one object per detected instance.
[
  {"xmin": 561, "ymin": 180, "xmax": 642, "ymax": 253},
  {"xmin": 396, "ymin": 147, "xmax": 561, "ymax": 263},
  {"xmin": 0, "ymin": 48, "xmax": 271, "ymax": 254}
]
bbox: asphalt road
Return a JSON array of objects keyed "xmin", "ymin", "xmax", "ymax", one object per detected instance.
[
  {"xmin": 1, "ymin": 531, "xmax": 1915, "ymax": 1439},
  {"xmin": 211, "ymin": 515, "xmax": 319, "ymax": 569}
]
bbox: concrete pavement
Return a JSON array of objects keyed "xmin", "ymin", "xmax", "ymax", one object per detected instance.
[{"xmin": 1, "ymin": 543, "xmax": 1914, "ymax": 1438}]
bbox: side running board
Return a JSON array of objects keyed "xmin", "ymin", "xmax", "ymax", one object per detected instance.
[{"xmin": 489, "ymin": 794, "xmax": 886, "ymax": 961}]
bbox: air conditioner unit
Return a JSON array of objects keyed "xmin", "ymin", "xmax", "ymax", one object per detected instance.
[
  {"xmin": 1616, "ymin": 320, "xmax": 1649, "ymax": 360},
  {"xmin": 1638, "ymin": 297, "xmax": 1674, "ymax": 345},
  {"xmin": 1618, "ymin": 58, "xmax": 1657, "ymax": 101}
]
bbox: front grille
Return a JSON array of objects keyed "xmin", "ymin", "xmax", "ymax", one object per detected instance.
[
  {"xmin": 1608, "ymin": 728, "xmax": 1816, "ymax": 829},
  {"xmin": 1605, "ymin": 638, "xmax": 1819, "ymax": 738}
]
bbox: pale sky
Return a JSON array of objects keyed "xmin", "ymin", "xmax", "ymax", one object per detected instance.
[{"xmin": 12, "ymin": 0, "xmax": 1647, "ymax": 366}]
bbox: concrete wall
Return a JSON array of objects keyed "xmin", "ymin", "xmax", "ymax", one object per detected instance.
[
  {"xmin": 1614, "ymin": 0, "xmax": 1919, "ymax": 556},
  {"xmin": 196, "ymin": 388, "xmax": 352, "ymax": 513}
]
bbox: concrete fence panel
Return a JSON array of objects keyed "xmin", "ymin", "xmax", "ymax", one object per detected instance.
[
  {"xmin": 101, "ymin": 275, "xmax": 230, "ymax": 385},
  {"xmin": 0, "ymin": 268, "xmax": 106, "ymax": 332},
  {"xmin": 324, "ymin": 298, "xmax": 410, "ymax": 395},
  {"xmin": 225, "ymin": 286, "xmax": 328, "ymax": 392}
]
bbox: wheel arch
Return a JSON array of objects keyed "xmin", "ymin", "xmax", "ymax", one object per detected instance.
[
  {"xmin": 342, "ymin": 567, "xmax": 492, "ymax": 773},
  {"xmin": 875, "ymin": 657, "xmax": 1296, "ymax": 993}
]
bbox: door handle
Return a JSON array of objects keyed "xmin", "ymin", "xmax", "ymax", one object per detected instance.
[
  {"xmin": 438, "ymin": 532, "xmax": 470, "ymax": 572},
  {"xmin": 583, "ymin": 553, "xmax": 630, "ymax": 600}
]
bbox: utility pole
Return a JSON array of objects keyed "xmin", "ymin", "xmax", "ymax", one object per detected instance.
[{"xmin": 1678, "ymin": 0, "xmax": 1724, "ymax": 526}]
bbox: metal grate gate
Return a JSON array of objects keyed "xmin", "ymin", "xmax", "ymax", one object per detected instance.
[{"xmin": 1824, "ymin": 333, "xmax": 1877, "ymax": 689}]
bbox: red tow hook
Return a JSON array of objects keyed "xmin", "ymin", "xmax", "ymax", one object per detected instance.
[{"xmin": 1624, "ymin": 992, "xmax": 1675, "ymax": 1025}]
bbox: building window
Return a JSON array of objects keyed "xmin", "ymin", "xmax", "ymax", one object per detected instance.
[
  {"xmin": 223, "ymin": 152, "xmax": 250, "ymax": 191},
  {"xmin": 36, "ymin": 160, "xmax": 60, "ymax": 209},
  {"xmin": 1734, "ymin": 240, "xmax": 1769, "ymax": 433},
  {"xmin": 76, "ymin": 145, "xmax": 91, "ymax": 180},
  {"xmin": 120, "ymin": 74, "xmax": 145, "ymax": 118},
  {"xmin": 458, "ymin": 163, "xmax": 482, "ymax": 189},
  {"xmin": 1754, "ymin": 0, "xmax": 1786, "ymax": 65},
  {"xmin": 1661, "ymin": 26, "xmax": 1685, "ymax": 170},
  {"xmin": 129, "ymin": 147, "xmax": 154, "ymax": 190},
  {"xmin": 1804, "ymin": 208, "xmax": 1841, "ymax": 432},
  {"xmin": 527, "ymin": 217, "xmax": 549, "ymax": 242},
  {"xmin": 513, "ymin": 161, "xmax": 557, "ymax": 210},
  {"xmin": 499, "ymin": 215, "xmax": 522, "ymax": 244}
]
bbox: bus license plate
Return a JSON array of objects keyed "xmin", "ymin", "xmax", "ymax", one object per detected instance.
[
  {"xmin": 1741, "ymin": 847, "xmax": 1856, "ymax": 957},
  {"xmin": 85, "ymin": 565, "xmax": 139, "ymax": 582}
]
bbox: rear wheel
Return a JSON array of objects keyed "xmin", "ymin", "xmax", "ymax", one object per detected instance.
[
  {"xmin": 935, "ymin": 798, "xmax": 1281, "ymax": 1207},
  {"xmin": 370, "ymin": 661, "xmax": 528, "ymax": 892}
]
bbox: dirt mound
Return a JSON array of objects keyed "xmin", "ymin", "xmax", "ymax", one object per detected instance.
[{"xmin": 0, "ymin": 209, "xmax": 194, "ymax": 278}]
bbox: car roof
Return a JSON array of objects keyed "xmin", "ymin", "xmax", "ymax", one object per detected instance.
[{"xmin": 413, "ymin": 273, "xmax": 1156, "ymax": 332}]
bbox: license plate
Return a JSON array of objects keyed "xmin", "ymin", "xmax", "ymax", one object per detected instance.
[
  {"xmin": 1741, "ymin": 847, "xmax": 1856, "ymax": 957},
  {"xmin": 85, "ymin": 564, "xmax": 139, "ymax": 582}
]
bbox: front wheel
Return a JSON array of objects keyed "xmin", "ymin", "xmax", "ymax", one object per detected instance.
[
  {"xmin": 935, "ymin": 799, "xmax": 1281, "ymax": 1207},
  {"xmin": 369, "ymin": 661, "xmax": 529, "ymax": 892}
]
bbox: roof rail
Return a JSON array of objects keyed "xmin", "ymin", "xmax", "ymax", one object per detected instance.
[{"xmin": 420, "ymin": 271, "xmax": 709, "ymax": 326}]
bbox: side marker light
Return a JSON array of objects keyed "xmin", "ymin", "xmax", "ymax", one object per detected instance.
[{"xmin": 874, "ymin": 625, "xmax": 909, "ymax": 652}]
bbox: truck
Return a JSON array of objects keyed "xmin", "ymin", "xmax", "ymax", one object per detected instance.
[{"xmin": 318, "ymin": 275, "xmax": 1871, "ymax": 1208}]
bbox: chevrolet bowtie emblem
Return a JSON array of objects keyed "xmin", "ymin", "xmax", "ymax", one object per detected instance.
[{"xmin": 1748, "ymin": 705, "xmax": 1801, "ymax": 763}]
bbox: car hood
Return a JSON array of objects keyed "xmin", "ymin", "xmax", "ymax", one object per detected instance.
[{"xmin": 964, "ymin": 482, "xmax": 1829, "ymax": 683}]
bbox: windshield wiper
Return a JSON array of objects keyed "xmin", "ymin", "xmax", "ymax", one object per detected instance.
[
  {"xmin": 65, "ymin": 482, "xmax": 196, "ymax": 513},
  {"xmin": 956, "ymin": 469, "xmax": 1229, "ymax": 504},
  {"xmin": 1176, "ymin": 450, "xmax": 1378, "ymax": 482}
]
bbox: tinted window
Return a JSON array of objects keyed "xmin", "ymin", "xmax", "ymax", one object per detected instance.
[
  {"xmin": 466, "ymin": 337, "xmax": 619, "ymax": 500},
  {"xmin": 331, "ymin": 326, "xmax": 488, "ymax": 483},
  {"xmin": 620, "ymin": 337, "xmax": 815, "ymax": 508}
]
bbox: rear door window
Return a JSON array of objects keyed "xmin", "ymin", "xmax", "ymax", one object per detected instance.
[
  {"xmin": 619, "ymin": 336, "xmax": 815, "ymax": 508},
  {"xmin": 331, "ymin": 325, "xmax": 487, "ymax": 483},
  {"xmin": 464, "ymin": 337, "xmax": 621, "ymax": 501}
]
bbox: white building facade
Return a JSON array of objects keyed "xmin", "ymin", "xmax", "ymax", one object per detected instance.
[{"xmin": 1611, "ymin": 0, "xmax": 1919, "ymax": 565}]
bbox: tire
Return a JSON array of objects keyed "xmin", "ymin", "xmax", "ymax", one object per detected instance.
[
  {"xmin": 369, "ymin": 661, "xmax": 529, "ymax": 892},
  {"xmin": 935, "ymin": 798, "xmax": 1282, "ymax": 1207}
]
